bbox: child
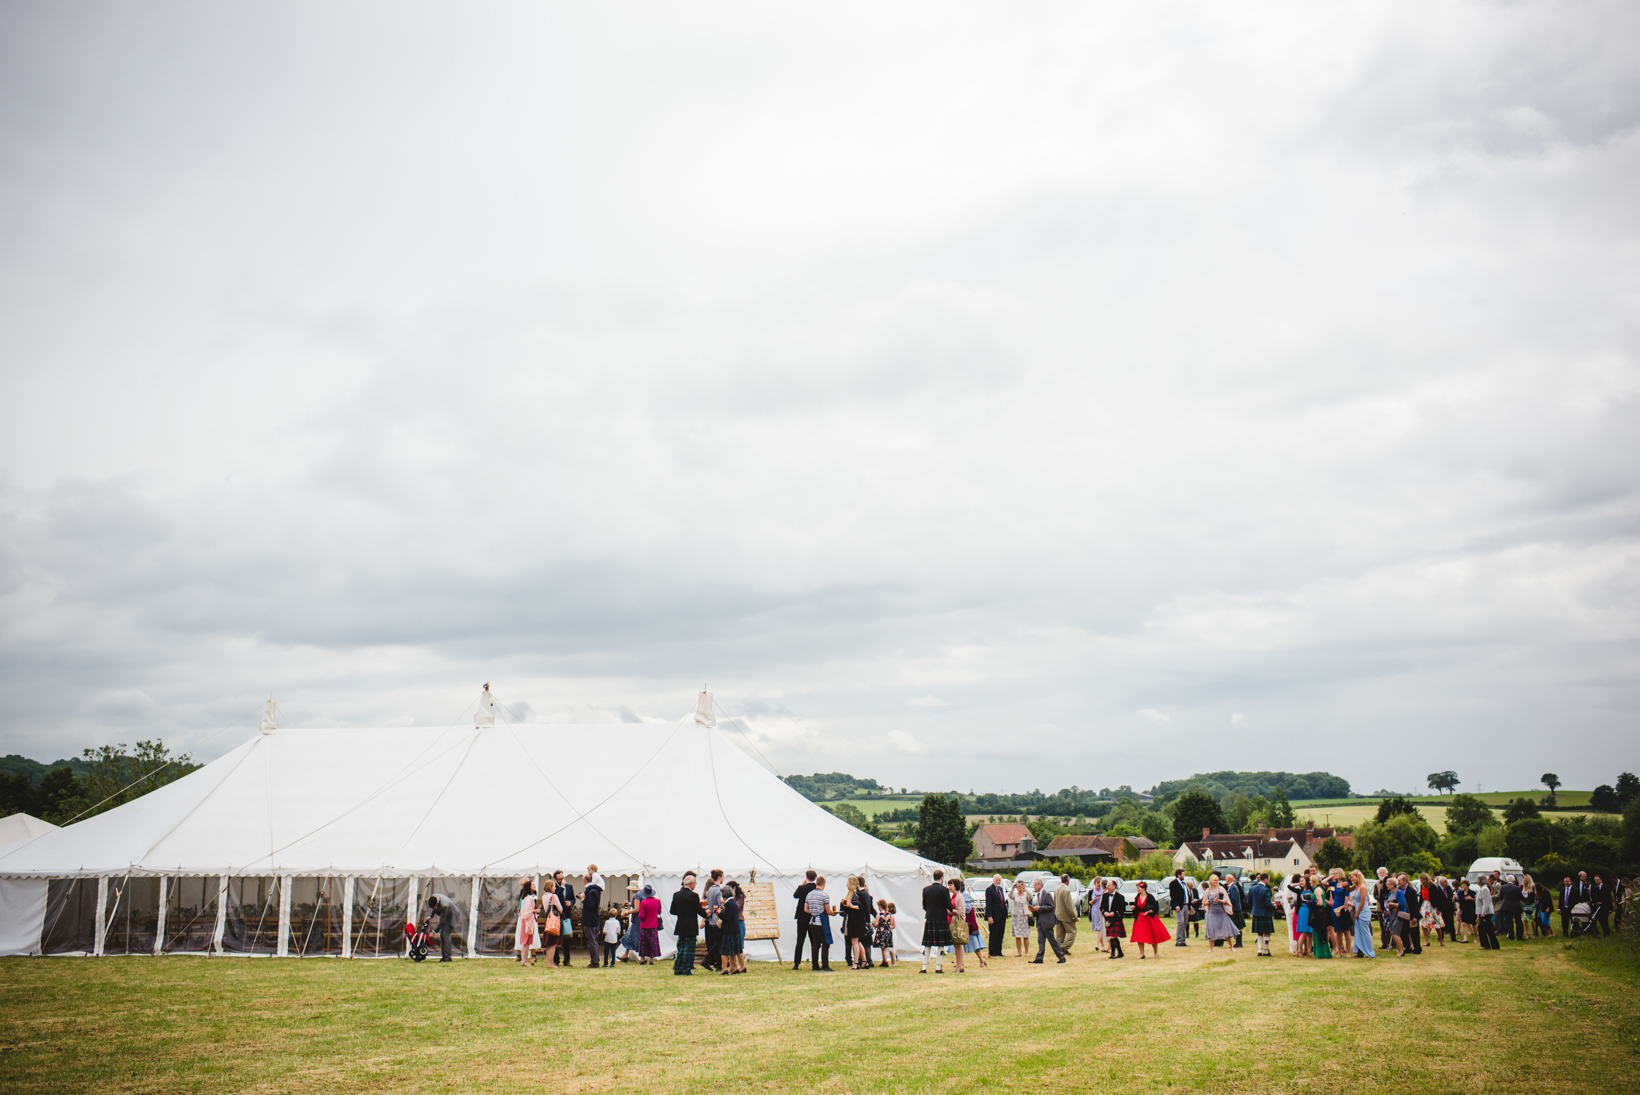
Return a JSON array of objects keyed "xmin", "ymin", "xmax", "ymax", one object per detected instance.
[
  {"xmin": 874, "ymin": 899, "xmax": 897, "ymax": 966},
  {"xmin": 602, "ymin": 909, "xmax": 621, "ymax": 966}
]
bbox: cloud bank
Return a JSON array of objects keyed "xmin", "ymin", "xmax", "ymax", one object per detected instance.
[{"xmin": 0, "ymin": 2, "xmax": 1635, "ymax": 795}]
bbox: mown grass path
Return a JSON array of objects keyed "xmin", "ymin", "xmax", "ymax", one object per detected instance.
[{"xmin": 2, "ymin": 937, "xmax": 1635, "ymax": 1093}]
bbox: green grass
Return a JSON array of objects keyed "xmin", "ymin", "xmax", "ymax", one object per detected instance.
[{"xmin": 3, "ymin": 935, "xmax": 1636, "ymax": 1092}]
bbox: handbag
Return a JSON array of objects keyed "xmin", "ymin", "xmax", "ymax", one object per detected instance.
[{"xmin": 950, "ymin": 913, "xmax": 969, "ymax": 946}]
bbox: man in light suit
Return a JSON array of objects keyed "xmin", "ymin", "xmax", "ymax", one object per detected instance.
[
  {"xmin": 1053, "ymin": 875, "xmax": 1078, "ymax": 955},
  {"xmin": 1030, "ymin": 879, "xmax": 1066, "ymax": 963},
  {"xmin": 984, "ymin": 875, "xmax": 1008, "ymax": 957}
]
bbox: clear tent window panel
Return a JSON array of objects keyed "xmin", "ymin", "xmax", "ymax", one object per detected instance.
[
  {"xmin": 477, "ymin": 878, "xmax": 522, "ymax": 955},
  {"xmin": 350, "ymin": 876, "xmax": 410, "ymax": 958},
  {"xmin": 287, "ymin": 877, "xmax": 344, "ymax": 956},
  {"xmin": 162, "ymin": 876, "xmax": 220, "ymax": 953},
  {"xmin": 42, "ymin": 879, "xmax": 98, "ymax": 955},
  {"xmin": 221, "ymin": 876, "xmax": 281, "ymax": 954},
  {"xmin": 420, "ymin": 877, "xmax": 472, "ymax": 954},
  {"xmin": 103, "ymin": 876, "xmax": 161, "ymax": 955}
]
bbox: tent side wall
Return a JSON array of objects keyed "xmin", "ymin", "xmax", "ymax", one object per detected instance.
[{"xmin": 0, "ymin": 878, "xmax": 46, "ymax": 956}]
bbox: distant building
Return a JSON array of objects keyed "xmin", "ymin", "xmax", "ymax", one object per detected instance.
[
  {"xmin": 1173, "ymin": 837, "xmax": 1311, "ymax": 875},
  {"xmin": 1170, "ymin": 823, "xmax": 1350, "ymax": 875},
  {"xmin": 1043, "ymin": 834, "xmax": 1158, "ymax": 865},
  {"xmin": 968, "ymin": 823, "xmax": 1038, "ymax": 871}
]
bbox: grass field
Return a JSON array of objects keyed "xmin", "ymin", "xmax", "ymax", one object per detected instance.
[{"xmin": 2, "ymin": 934, "xmax": 1636, "ymax": 1092}]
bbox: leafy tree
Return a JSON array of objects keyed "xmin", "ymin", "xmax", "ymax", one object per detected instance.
[
  {"xmin": 1105, "ymin": 823, "xmax": 1142, "ymax": 838},
  {"xmin": 820, "ymin": 802, "xmax": 883, "ymax": 839},
  {"xmin": 1540, "ymin": 773, "xmax": 1561, "ymax": 806},
  {"xmin": 1504, "ymin": 816, "xmax": 1555, "ymax": 864},
  {"xmin": 1387, "ymin": 850, "xmax": 1444, "ymax": 877},
  {"xmin": 1444, "ymin": 794, "xmax": 1498, "ymax": 837},
  {"xmin": 1267, "ymin": 788, "xmax": 1296, "ymax": 828},
  {"xmin": 1616, "ymin": 772, "xmax": 1640, "ymax": 808},
  {"xmin": 1476, "ymin": 826, "xmax": 1506, "ymax": 858},
  {"xmin": 915, "ymin": 794, "xmax": 973, "ymax": 867},
  {"xmin": 1313, "ymin": 836, "xmax": 1352, "ymax": 872},
  {"xmin": 1171, "ymin": 790, "xmax": 1228, "ymax": 846},
  {"xmin": 75, "ymin": 741, "xmax": 198, "ymax": 817},
  {"xmin": 1622, "ymin": 795, "xmax": 1640, "ymax": 865},
  {"xmin": 1138, "ymin": 811, "xmax": 1173, "ymax": 846},
  {"xmin": 1374, "ymin": 797, "xmax": 1423, "ymax": 825},
  {"xmin": 0, "ymin": 765, "xmax": 85, "ymax": 824},
  {"xmin": 1503, "ymin": 797, "xmax": 1541, "ymax": 824},
  {"xmin": 1353, "ymin": 814, "xmax": 1439, "ymax": 872},
  {"xmin": 1426, "ymin": 771, "xmax": 1460, "ymax": 797},
  {"xmin": 1590, "ymin": 784, "xmax": 1619, "ymax": 813}
]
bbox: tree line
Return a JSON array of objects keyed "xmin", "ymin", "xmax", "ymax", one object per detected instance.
[{"xmin": 0, "ymin": 742, "xmax": 199, "ymax": 826}]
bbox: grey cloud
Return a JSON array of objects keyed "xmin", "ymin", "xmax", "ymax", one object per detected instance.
[{"xmin": 0, "ymin": 2, "xmax": 1635, "ymax": 794}]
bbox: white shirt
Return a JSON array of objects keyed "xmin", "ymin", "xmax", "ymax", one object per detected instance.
[{"xmin": 603, "ymin": 916, "xmax": 621, "ymax": 942}]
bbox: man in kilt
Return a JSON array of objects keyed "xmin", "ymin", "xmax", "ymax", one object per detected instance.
[
  {"xmin": 1249, "ymin": 872, "xmax": 1276, "ymax": 956},
  {"xmin": 920, "ymin": 868, "xmax": 953, "ymax": 973}
]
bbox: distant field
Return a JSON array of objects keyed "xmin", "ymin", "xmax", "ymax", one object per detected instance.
[{"xmin": 831, "ymin": 790, "xmax": 1612, "ymax": 835}]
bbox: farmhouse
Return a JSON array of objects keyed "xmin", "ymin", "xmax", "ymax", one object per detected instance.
[
  {"xmin": 1042, "ymin": 834, "xmax": 1158, "ymax": 865},
  {"xmin": 968, "ymin": 823, "xmax": 1038, "ymax": 871}
]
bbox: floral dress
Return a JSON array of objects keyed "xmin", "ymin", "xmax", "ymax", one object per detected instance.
[
  {"xmin": 1419, "ymin": 888, "xmax": 1443, "ymax": 932},
  {"xmin": 873, "ymin": 910, "xmax": 894, "ymax": 949},
  {"xmin": 1009, "ymin": 889, "xmax": 1032, "ymax": 938}
]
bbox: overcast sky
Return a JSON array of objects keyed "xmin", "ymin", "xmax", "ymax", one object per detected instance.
[{"xmin": 1, "ymin": 2, "xmax": 1635, "ymax": 797}]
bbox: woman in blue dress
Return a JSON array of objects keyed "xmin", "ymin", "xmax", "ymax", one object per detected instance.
[
  {"xmin": 1348, "ymin": 870, "xmax": 1376, "ymax": 957},
  {"xmin": 1295, "ymin": 883, "xmax": 1313, "ymax": 957},
  {"xmin": 1086, "ymin": 879, "xmax": 1105, "ymax": 953}
]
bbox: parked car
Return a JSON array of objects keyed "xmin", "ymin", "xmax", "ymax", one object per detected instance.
[
  {"xmin": 1465, "ymin": 857, "xmax": 1525, "ymax": 884},
  {"xmin": 1117, "ymin": 878, "xmax": 1172, "ymax": 916},
  {"xmin": 964, "ymin": 875, "xmax": 1006, "ymax": 897}
]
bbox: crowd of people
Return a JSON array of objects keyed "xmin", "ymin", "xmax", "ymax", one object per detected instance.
[{"xmin": 418, "ymin": 862, "xmax": 1629, "ymax": 972}]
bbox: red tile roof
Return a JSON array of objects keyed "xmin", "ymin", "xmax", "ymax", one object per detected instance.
[{"xmin": 978, "ymin": 823, "xmax": 1033, "ymax": 844}]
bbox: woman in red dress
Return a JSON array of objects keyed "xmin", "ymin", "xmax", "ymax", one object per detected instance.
[{"xmin": 1128, "ymin": 881, "xmax": 1172, "ymax": 958}]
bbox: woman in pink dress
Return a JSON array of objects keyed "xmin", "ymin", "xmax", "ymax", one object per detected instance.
[
  {"xmin": 1127, "ymin": 881, "xmax": 1172, "ymax": 958},
  {"xmin": 515, "ymin": 879, "xmax": 539, "ymax": 965},
  {"xmin": 636, "ymin": 884, "xmax": 663, "ymax": 965}
]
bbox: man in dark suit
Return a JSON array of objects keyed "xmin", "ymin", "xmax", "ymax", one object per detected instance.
[
  {"xmin": 791, "ymin": 869, "xmax": 817, "ymax": 971},
  {"xmin": 1559, "ymin": 876, "xmax": 1579, "ymax": 936},
  {"xmin": 1030, "ymin": 879, "xmax": 1066, "ymax": 963},
  {"xmin": 1498, "ymin": 875, "xmax": 1524, "ymax": 941},
  {"xmin": 984, "ymin": 874, "xmax": 1008, "ymax": 957},
  {"xmin": 1592, "ymin": 874, "xmax": 1613, "ymax": 936},
  {"xmin": 551, "ymin": 872, "xmax": 576, "ymax": 966},
  {"xmin": 1168, "ymin": 870, "xmax": 1190, "ymax": 946},
  {"xmin": 1225, "ymin": 871, "xmax": 1244, "ymax": 948},
  {"xmin": 425, "ymin": 892, "xmax": 457, "ymax": 962}
]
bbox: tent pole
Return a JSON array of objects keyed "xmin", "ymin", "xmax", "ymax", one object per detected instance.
[
  {"xmin": 468, "ymin": 876, "xmax": 479, "ymax": 958},
  {"xmin": 276, "ymin": 875, "xmax": 292, "ymax": 957},
  {"xmin": 94, "ymin": 876, "xmax": 107, "ymax": 957},
  {"xmin": 154, "ymin": 876, "xmax": 168, "ymax": 956},
  {"xmin": 406, "ymin": 877, "xmax": 419, "ymax": 957},
  {"xmin": 341, "ymin": 877, "xmax": 353, "ymax": 958},
  {"xmin": 212, "ymin": 877, "xmax": 228, "ymax": 955}
]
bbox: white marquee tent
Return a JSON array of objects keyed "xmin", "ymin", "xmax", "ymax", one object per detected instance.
[{"xmin": 0, "ymin": 692, "xmax": 947, "ymax": 960}]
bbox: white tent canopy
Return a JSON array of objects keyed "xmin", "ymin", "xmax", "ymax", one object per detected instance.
[
  {"xmin": 0, "ymin": 812, "xmax": 56, "ymax": 846},
  {"xmin": 0, "ymin": 699, "xmax": 946, "ymax": 960}
]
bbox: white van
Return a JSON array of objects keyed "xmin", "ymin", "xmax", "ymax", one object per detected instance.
[{"xmin": 1465, "ymin": 856, "xmax": 1525, "ymax": 884}]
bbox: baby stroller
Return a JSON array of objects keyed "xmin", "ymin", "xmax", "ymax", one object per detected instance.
[
  {"xmin": 405, "ymin": 919, "xmax": 433, "ymax": 961},
  {"xmin": 1568, "ymin": 902, "xmax": 1595, "ymax": 938}
]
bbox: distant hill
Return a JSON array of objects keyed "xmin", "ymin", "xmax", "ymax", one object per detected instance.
[
  {"xmin": 0, "ymin": 754, "xmax": 91, "ymax": 784},
  {"xmin": 1146, "ymin": 771, "xmax": 1352, "ymax": 805},
  {"xmin": 782, "ymin": 772, "xmax": 886, "ymax": 801}
]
